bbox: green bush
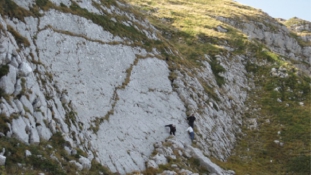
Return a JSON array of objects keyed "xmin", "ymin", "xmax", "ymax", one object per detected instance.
[
  {"xmin": 50, "ymin": 132, "xmax": 66, "ymax": 147},
  {"xmin": 89, "ymin": 159, "xmax": 113, "ymax": 174},
  {"xmin": 28, "ymin": 155, "xmax": 66, "ymax": 175},
  {"xmin": 35, "ymin": 0, "xmax": 48, "ymax": 7},
  {"xmin": 0, "ymin": 65, "xmax": 9, "ymax": 78},
  {"xmin": 245, "ymin": 61, "xmax": 259, "ymax": 73},
  {"xmin": 209, "ymin": 56, "xmax": 226, "ymax": 87},
  {"xmin": 0, "ymin": 113, "xmax": 10, "ymax": 134}
]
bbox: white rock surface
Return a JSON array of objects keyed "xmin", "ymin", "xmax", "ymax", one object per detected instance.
[
  {"xmin": 189, "ymin": 147, "xmax": 234, "ymax": 175},
  {"xmin": 79, "ymin": 156, "xmax": 92, "ymax": 170},
  {"xmin": 25, "ymin": 150, "xmax": 32, "ymax": 157},
  {"xmin": 0, "ymin": 65, "xmax": 17, "ymax": 94},
  {"xmin": 69, "ymin": 160, "xmax": 83, "ymax": 171},
  {"xmin": 11, "ymin": 118, "xmax": 29, "ymax": 144},
  {"xmin": 0, "ymin": 155, "xmax": 6, "ymax": 166},
  {"xmin": 0, "ymin": 1, "xmax": 308, "ymax": 174},
  {"xmin": 217, "ymin": 16, "xmax": 310, "ymax": 75}
]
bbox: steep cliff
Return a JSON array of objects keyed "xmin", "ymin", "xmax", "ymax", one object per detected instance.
[{"xmin": 0, "ymin": 0, "xmax": 310, "ymax": 174}]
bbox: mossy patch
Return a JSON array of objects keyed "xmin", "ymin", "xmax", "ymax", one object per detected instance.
[{"xmin": 0, "ymin": 64, "xmax": 9, "ymax": 78}]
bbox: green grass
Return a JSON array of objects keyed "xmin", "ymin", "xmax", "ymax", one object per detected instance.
[
  {"xmin": 280, "ymin": 17, "xmax": 311, "ymax": 47},
  {"xmin": 289, "ymin": 32, "xmax": 311, "ymax": 47},
  {"xmin": 0, "ymin": 133, "xmax": 114, "ymax": 175},
  {"xmin": 35, "ymin": 0, "xmax": 49, "ymax": 7},
  {"xmin": 212, "ymin": 62, "xmax": 311, "ymax": 174},
  {"xmin": 209, "ymin": 55, "xmax": 226, "ymax": 87},
  {"xmin": 0, "ymin": 65, "xmax": 9, "ymax": 78},
  {"xmin": 1, "ymin": 0, "xmax": 310, "ymax": 174},
  {"xmin": 126, "ymin": 0, "xmax": 258, "ymax": 90},
  {"xmin": 283, "ymin": 17, "xmax": 311, "ymax": 33},
  {"xmin": 0, "ymin": 0, "xmax": 33, "ymax": 21},
  {"xmin": 1, "ymin": 136, "xmax": 67, "ymax": 175},
  {"xmin": 141, "ymin": 140, "xmax": 210, "ymax": 174},
  {"xmin": 65, "ymin": 110, "xmax": 77, "ymax": 128},
  {"xmin": 121, "ymin": 2, "xmax": 310, "ymax": 173},
  {"xmin": 0, "ymin": 113, "xmax": 10, "ymax": 134},
  {"xmin": 1, "ymin": 0, "xmax": 166, "ymax": 52},
  {"xmin": 7, "ymin": 25, "xmax": 30, "ymax": 47}
]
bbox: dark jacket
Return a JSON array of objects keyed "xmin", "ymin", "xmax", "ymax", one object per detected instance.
[
  {"xmin": 165, "ymin": 124, "xmax": 176, "ymax": 132},
  {"xmin": 187, "ymin": 115, "xmax": 196, "ymax": 123}
]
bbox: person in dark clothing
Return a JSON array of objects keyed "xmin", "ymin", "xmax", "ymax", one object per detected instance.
[
  {"xmin": 187, "ymin": 114, "xmax": 196, "ymax": 128},
  {"xmin": 165, "ymin": 124, "xmax": 176, "ymax": 136}
]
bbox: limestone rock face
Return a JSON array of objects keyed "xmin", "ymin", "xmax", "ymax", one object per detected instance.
[
  {"xmin": 0, "ymin": 5, "xmax": 189, "ymax": 173},
  {"xmin": 0, "ymin": 65, "xmax": 17, "ymax": 94},
  {"xmin": 0, "ymin": 0, "xmax": 308, "ymax": 174},
  {"xmin": 217, "ymin": 16, "xmax": 311, "ymax": 75},
  {"xmin": 11, "ymin": 118, "xmax": 29, "ymax": 143},
  {"xmin": 69, "ymin": 160, "xmax": 83, "ymax": 171},
  {"xmin": 79, "ymin": 156, "xmax": 92, "ymax": 170},
  {"xmin": 189, "ymin": 147, "xmax": 235, "ymax": 175}
]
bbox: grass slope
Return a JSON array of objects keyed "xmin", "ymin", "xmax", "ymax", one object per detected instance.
[
  {"xmin": 0, "ymin": 0, "xmax": 310, "ymax": 174},
  {"xmin": 125, "ymin": 0, "xmax": 311, "ymax": 174}
]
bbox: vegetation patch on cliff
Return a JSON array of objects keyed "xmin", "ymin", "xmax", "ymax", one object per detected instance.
[
  {"xmin": 0, "ymin": 134, "xmax": 112, "ymax": 175},
  {"xmin": 213, "ymin": 50, "xmax": 311, "ymax": 174}
]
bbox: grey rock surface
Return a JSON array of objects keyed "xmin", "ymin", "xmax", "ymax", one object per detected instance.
[
  {"xmin": 0, "ymin": 0, "xmax": 308, "ymax": 174},
  {"xmin": 189, "ymin": 147, "xmax": 233, "ymax": 175},
  {"xmin": 0, "ymin": 155, "xmax": 6, "ymax": 166}
]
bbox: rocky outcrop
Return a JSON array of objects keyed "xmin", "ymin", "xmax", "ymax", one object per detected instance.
[
  {"xmin": 217, "ymin": 16, "xmax": 311, "ymax": 76},
  {"xmin": 0, "ymin": 0, "xmax": 309, "ymax": 174},
  {"xmin": 146, "ymin": 138, "xmax": 235, "ymax": 175},
  {"xmin": 285, "ymin": 18, "xmax": 311, "ymax": 33},
  {"xmin": 0, "ymin": 4, "xmax": 191, "ymax": 173}
]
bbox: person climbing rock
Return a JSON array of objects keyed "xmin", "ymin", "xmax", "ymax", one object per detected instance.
[
  {"xmin": 165, "ymin": 124, "xmax": 176, "ymax": 136},
  {"xmin": 187, "ymin": 114, "xmax": 196, "ymax": 128},
  {"xmin": 186, "ymin": 126, "xmax": 195, "ymax": 141}
]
